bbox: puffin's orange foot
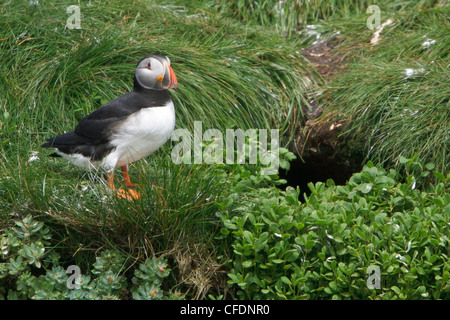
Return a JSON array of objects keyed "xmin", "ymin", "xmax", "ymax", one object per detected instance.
[{"xmin": 116, "ymin": 188, "xmax": 141, "ymax": 200}]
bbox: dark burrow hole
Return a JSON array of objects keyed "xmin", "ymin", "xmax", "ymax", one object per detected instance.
[{"xmin": 278, "ymin": 148, "xmax": 364, "ymax": 198}]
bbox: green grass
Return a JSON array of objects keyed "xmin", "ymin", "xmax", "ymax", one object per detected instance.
[
  {"xmin": 15, "ymin": 158, "xmax": 224, "ymax": 249},
  {"xmin": 213, "ymin": 0, "xmax": 442, "ymax": 35}
]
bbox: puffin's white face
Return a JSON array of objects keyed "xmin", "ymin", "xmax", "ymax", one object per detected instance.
[{"xmin": 134, "ymin": 56, "xmax": 178, "ymax": 90}]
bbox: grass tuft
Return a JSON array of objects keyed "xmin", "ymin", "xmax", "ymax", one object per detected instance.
[{"xmin": 318, "ymin": 7, "xmax": 449, "ymax": 176}]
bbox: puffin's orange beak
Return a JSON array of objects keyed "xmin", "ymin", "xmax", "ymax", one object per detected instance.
[{"xmin": 168, "ymin": 65, "xmax": 178, "ymax": 89}]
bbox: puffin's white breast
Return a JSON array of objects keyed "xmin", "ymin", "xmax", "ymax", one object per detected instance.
[{"xmin": 105, "ymin": 101, "xmax": 175, "ymax": 169}]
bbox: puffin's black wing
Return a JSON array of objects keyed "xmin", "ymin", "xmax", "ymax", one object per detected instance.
[{"xmin": 74, "ymin": 91, "xmax": 143, "ymax": 142}]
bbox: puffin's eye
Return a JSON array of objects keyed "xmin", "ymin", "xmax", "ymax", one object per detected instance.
[{"xmin": 146, "ymin": 61, "xmax": 151, "ymax": 69}]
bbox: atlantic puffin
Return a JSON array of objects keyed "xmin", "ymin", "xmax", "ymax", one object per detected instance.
[{"xmin": 42, "ymin": 55, "xmax": 178, "ymax": 200}]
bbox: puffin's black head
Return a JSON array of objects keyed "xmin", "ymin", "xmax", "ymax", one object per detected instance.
[{"xmin": 134, "ymin": 55, "xmax": 178, "ymax": 90}]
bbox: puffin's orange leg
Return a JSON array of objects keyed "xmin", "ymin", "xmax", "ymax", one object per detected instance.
[
  {"xmin": 121, "ymin": 165, "xmax": 134, "ymax": 187},
  {"xmin": 121, "ymin": 166, "xmax": 141, "ymax": 200},
  {"xmin": 107, "ymin": 170, "xmax": 140, "ymax": 200},
  {"xmin": 107, "ymin": 173, "xmax": 116, "ymax": 190},
  {"xmin": 123, "ymin": 188, "xmax": 141, "ymax": 200}
]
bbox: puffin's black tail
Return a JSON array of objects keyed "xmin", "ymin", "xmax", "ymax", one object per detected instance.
[
  {"xmin": 41, "ymin": 131, "xmax": 108, "ymax": 161},
  {"xmin": 49, "ymin": 152, "xmax": 62, "ymax": 158},
  {"xmin": 42, "ymin": 138, "xmax": 62, "ymax": 157},
  {"xmin": 41, "ymin": 131, "xmax": 89, "ymax": 156},
  {"xmin": 42, "ymin": 131, "xmax": 78, "ymax": 148},
  {"xmin": 42, "ymin": 141, "xmax": 56, "ymax": 148},
  {"xmin": 42, "ymin": 138, "xmax": 58, "ymax": 156}
]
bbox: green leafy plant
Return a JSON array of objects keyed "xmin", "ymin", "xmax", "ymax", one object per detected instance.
[
  {"xmin": 220, "ymin": 159, "xmax": 449, "ymax": 299},
  {"xmin": 0, "ymin": 215, "xmax": 183, "ymax": 300},
  {"xmin": 132, "ymin": 257, "xmax": 183, "ymax": 300}
]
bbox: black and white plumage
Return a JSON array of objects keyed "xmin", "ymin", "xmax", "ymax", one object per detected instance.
[{"xmin": 42, "ymin": 55, "xmax": 178, "ymax": 199}]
